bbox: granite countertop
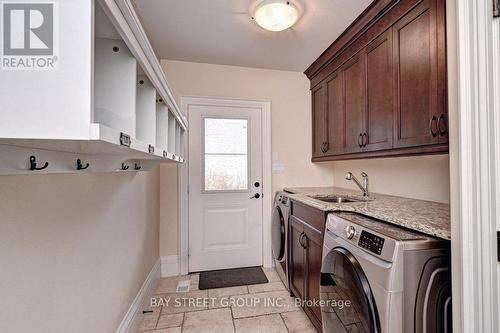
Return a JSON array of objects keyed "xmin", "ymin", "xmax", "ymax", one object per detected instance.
[{"xmin": 284, "ymin": 187, "xmax": 451, "ymax": 240}]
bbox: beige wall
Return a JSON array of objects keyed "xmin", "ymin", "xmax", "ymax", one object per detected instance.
[
  {"xmin": 330, "ymin": 155, "xmax": 450, "ymax": 203},
  {"xmin": 160, "ymin": 164, "xmax": 179, "ymax": 256},
  {"xmin": 0, "ymin": 170, "xmax": 160, "ymax": 333}
]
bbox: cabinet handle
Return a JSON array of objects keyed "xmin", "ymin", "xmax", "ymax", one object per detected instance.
[
  {"xmin": 438, "ymin": 114, "xmax": 447, "ymax": 136},
  {"xmin": 299, "ymin": 232, "xmax": 306, "ymax": 248},
  {"xmin": 362, "ymin": 133, "xmax": 368, "ymax": 147},
  {"xmin": 320, "ymin": 142, "xmax": 326, "ymax": 153},
  {"xmin": 429, "ymin": 116, "xmax": 438, "ymax": 137},
  {"xmin": 323, "ymin": 142, "xmax": 329, "ymax": 153},
  {"xmin": 358, "ymin": 134, "xmax": 363, "ymax": 148}
]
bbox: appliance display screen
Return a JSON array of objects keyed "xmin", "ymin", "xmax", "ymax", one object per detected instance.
[{"xmin": 358, "ymin": 230, "xmax": 384, "ymax": 255}]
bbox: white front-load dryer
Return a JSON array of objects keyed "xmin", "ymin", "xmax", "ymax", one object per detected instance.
[{"xmin": 320, "ymin": 212, "xmax": 451, "ymax": 333}]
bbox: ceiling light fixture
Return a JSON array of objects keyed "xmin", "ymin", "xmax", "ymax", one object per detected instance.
[{"xmin": 252, "ymin": 0, "xmax": 300, "ymax": 32}]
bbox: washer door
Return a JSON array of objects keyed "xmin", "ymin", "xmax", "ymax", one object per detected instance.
[
  {"xmin": 320, "ymin": 247, "xmax": 380, "ymax": 333},
  {"xmin": 271, "ymin": 205, "xmax": 286, "ymax": 261}
]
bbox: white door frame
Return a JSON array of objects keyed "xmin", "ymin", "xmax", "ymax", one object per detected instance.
[
  {"xmin": 178, "ymin": 96, "xmax": 273, "ymax": 275},
  {"xmin": 452, "ymin": 0, "xmax": 499, "ymax": 332}
]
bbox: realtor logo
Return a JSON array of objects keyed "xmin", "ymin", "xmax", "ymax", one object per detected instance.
[{"xmin": 1, "ymin": 1, "xmax": 58, "ymax": 70}]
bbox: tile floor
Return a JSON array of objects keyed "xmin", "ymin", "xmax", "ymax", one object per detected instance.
[{"xmin": 138, "ymin": 268, "xmax": 318, "ymax": 333}]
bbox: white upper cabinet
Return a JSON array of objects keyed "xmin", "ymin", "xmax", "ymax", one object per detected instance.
[
  {"xmin": 156, "ymin": 99, "xmax": 169, "ymax": 151},
  {"xmin": 136, "ymin": 75, "xmax": 157, "ymax": 145},
  {"xmin": 0, "ymin": 0, "xmax": 187, "ymax": 174},
  {"xmin": 94, "ymin": 37, "xmax": 137, "ymax": 137}
]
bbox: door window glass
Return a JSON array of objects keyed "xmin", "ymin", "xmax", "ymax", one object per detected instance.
[{"xmin": 203, "ymin": 118, "xmax": 249, "ymax": 191}]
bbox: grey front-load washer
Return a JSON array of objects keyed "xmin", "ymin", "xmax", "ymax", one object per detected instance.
[
  {"xmin": 272, "ymin": 191, "xmax": 290, "ymax": 290},
  {"xmin": 320, "ymin": 212, "xmax": 451, "ymax": 333}
]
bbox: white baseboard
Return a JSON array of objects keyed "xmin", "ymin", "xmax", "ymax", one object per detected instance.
[
  {"xmin": 161, "ymin": 255, "xmax": 179, "ymax": 277},
  {"xmin": 116, "ymin": 258, "xmax": 161, "ymax": 333}
]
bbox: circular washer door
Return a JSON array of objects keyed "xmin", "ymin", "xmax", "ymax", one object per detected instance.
[
  {"xmin": 320, "ymin": 247, "xmax": 380, "ymax": 333},
  {"xmin": 271, "ymin": 205, "xmax": 286, "ymax": 261}
]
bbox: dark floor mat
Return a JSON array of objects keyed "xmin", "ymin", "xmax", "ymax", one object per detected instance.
[{"xmin": 198, "ymin": 266, "xmax": 269, "ymax": 290}]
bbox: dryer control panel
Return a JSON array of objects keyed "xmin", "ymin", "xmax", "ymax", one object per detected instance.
[{"xmin": 358, "ymin": 230, "xmax": 385, "ymax": 255}]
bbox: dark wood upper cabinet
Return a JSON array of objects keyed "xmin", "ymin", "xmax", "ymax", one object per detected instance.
[
  {"xmin": 311, "ymin": 84, "xmax": 328, "ymax": 158},
  {"xmin": 326, "ymin": 72, "xmax": 345, "ymax": 155},
  {"xmin": 365, "ymin": 29, "xmax": 394, "ymax": 152},
  {"xmin": 393, "ymin": 0, "xmax": 438, "ymax": 148},
  {"xmin": 306, "ymin": 0, "xmax": 448, "ymax": 162},
  {"xmin": 343, "ymin": 52, "xmax": 366, "ymax": 154}
]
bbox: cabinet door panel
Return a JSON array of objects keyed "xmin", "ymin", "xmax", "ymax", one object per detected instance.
[
  {"xmin": 326, "ymin": 72, "xmax": 345, "ymax": 155},
  {"xmin": 393, "ymin": 0, "xmax": 439, "ymax": 148},
  {"xmin": 365, "ymin": 30, "xmax": 393, "ymax": 152},
  {"xmin": 304, "ymin": 224, "xmax": 323, "ymax": 325},
  {"xmin": 312, "ymin": 84, "xmax": 328, "ymax": 157},
  {"xmin": 289, "ymin": 217, "xmax": 305, "ymax": 299},
  {"xmin": 343, "ymin": 53, "xmax": 366, "ymax": 153},
  {"xmin": 436, "ymin": 0, "xmax": 448, "ymax": 145}
]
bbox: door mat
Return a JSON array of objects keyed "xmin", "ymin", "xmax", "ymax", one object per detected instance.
[{"xmin": 198, "ymin": 266, "xmax": 269, "ymax": 290}]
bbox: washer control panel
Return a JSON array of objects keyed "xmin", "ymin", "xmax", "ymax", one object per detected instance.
[
  {"xmin": 358, "ymin": 230, "xmax": 385, "ymax": 255},
  {"xmin": 276, "ymin": 193, "xmax": 290, "ymax": 206},
  {"xmin": 326, "ymin": 213, "xmax": 397, "ymax": 262},
  {"xmin": 345, "ymin": 225, "xmax": 356, "ymax": 239}
]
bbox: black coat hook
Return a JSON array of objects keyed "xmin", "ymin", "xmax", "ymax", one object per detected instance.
[
  {"xmin": 121, "ymin": 163, "xmax": 129, "ymax": 170},
  {"xmin": 76, "ymin": 159, "xmax": 89, "ymax": 170},
  {"xmin": 134, "ymin": 163, "xmax": 141, "ymax": 171},
  {"xmin": 29, "ymin": 155, "xmax": 49, "ymax": 171}
]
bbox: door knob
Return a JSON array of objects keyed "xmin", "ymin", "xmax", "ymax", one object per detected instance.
[{"xmin": 250, "ymin": 193, "xmax": 261, "ymax": 199}]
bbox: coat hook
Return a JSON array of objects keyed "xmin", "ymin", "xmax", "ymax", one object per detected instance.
[
  {"xmin": 76, "ymin": 159, "xmax": 90, "ymax": 170},
  {"xmin": 134, "ymin": 163, "xmax": 141, "ymax": 171},
  {"xmin": 29, "ymin": 155, "xmax": 49, "ymax": 171},
  {"xmin": 121, "ymin": 163, "xmax": 130, "ymax": 171}
]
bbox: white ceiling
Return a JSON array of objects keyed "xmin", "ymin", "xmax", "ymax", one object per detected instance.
[{"xmin": 132, "ymin": 0, "xmax": 372, "ymax": 72}]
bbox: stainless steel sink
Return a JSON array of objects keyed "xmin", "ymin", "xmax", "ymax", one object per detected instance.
[{"xmin": 309, "ymin": 195, "xmax": 367, "ymax": 203}]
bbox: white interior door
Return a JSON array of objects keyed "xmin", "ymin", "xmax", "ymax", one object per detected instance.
[{"xmin": 188, "ymin": 101, "xmax": 263, "ymax": 272}]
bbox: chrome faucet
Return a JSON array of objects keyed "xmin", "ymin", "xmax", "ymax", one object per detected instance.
[{"xmin": 345, "ymin": 172, "xmax": 369, "ymax": 197}]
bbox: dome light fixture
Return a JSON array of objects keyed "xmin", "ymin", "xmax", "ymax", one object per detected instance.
[{"xmin": 252, "ymin": 0, "xmax": 300, "ymax": 32}]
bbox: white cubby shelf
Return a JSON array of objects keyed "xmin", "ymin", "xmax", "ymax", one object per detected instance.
[{"xmin": 0, "ymin": 0, "xmax": 187, "ymax": 175}]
